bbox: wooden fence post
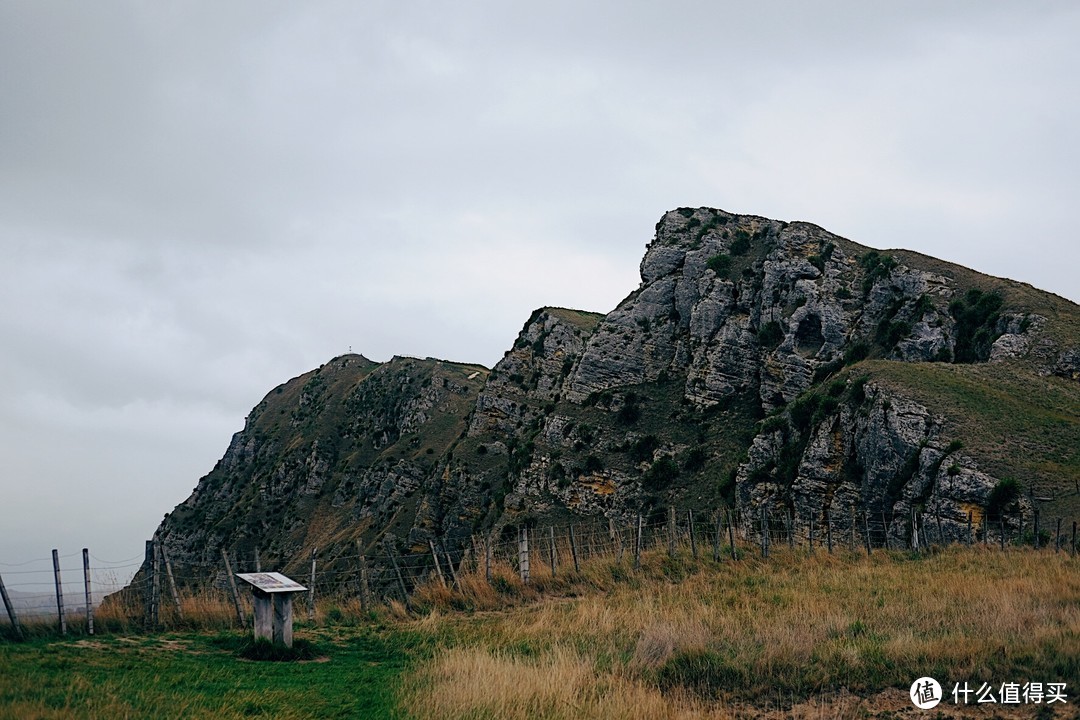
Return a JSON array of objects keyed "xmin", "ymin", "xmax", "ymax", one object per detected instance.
[
  {"xmin": 569, "ymin": 524, "xmax": 580, "ymax": 573},
  {"xmin": 1034, "ymin": 508, "xmax": 1041, "ymax": 549},
  {"xmin": 688, "ymin": 509, "xmax": 698, "ymax": 559},
  {"xmin": 160, "ymin": 545, "xmax": 182, "ymax": 619},
  {"xmin": 82, "ymin": 548, "xmax": 94, "ymax": 636},
  {"xmin": 254, "ymin": 547, "xmax": 261, "ymax": 573},
  {"xmin": 549, "ymin": 527, "xmax": 557, "ymax": 577},
  {"xmin": 787, "ymin": 508, "xmax": 795, "ymax": 549},
  {"xmin": 518, "ymin": 527, "xmax": 530, "ymax": 585},
  {"xmin": 727, "ymin": 508, "xmax": 737, "ymax": 561},
  {"xmin": 308, "ymin": 548, "xmax": 317, "ymax": 621},
  {"xmin": 634, "ymin": 514, "xmax": 643, "ymax": 569},
  {"xmin": 1072, "ymin": 521, "xmax": 1077, "ymax": 558},
  {"xmin": 384, "ymin": 539, "xmax": 410, "ymax": 609},
  {"xmin": 967, "ymin": 511, "xmax": 973, "ymax": 546},
  {"xmin": 826, "ymin": 510, "xmax": 833, "ymax": 554},
  {"xmin": 151, "ymin": 541, "xmax": 161, "ymax": 627},
  {"xmin": 761, "ymin": 507, "xmax": 769, "ymax": 559},
  {"xmin": 429, "ymin": 540, "xmax": 446, "ymax": 587},
  {"xmin": 1000, "ymin": 515, "xmax": 1006, "ymax": 551},
  {"xmin": 910, "ymin": 509, "xmax": 919, "ymax": 552},
  {"xmin": 143, "ymin": 541, "xmax": 154, "ymax": 627},
  {"xmin": 863, "ymin": 512, "xmax": 872, "ymax": 556},
  {"xmin": 0, "ymin": 571, "xmax": 21, "ymax": 639},
  {"xmin": 809, "ymin": 513, "xmax": 815, "ymax": 554},
  {"xmin": 221, "ymin": 549, "xmax": 245, "ymax": 627},
  {"xmin": 443, "ymin": 544, "xmax": 460, "ymax": 588},
  {"xmin": 1055, "ymin": 518, "xmax": 1062, "ymax": 553},
  {"xmin": 712, "ymin": 510, "xmax": 722, "ymax": 562},
  {"xmin": 356, "ymin": 544, "xmax": 370, "ymax": 613},
  {"xmin": 935, "ymin": 512, "xmax": 944, "ymax": 545},
  {"xmin": 668, "ymin": 507, "xmax": 677, "ymax": 558},
  {"xmin": 52, "ymin": 549, "xmax": 67, "ymax": 635},
  {"xmin": 485, "ymin": 531, "xmax": 493, "ymax": 584},
  {"xmin": 881, "ymin": 511, "xmax": 890, "ymax": 550}
]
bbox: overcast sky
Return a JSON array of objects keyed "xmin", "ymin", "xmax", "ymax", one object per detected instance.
[{"xmin": 2, "ymin": 1, "xmax": 1078, "ymax": 586}]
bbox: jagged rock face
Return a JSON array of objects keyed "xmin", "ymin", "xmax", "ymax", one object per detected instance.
[
  {"xmin": 736, "ymin": 379, "xmax": 1024, "ymax": 545},
  {"xmin": 566, "ymin": 208, "xmax": 984, "ymax": 413}
]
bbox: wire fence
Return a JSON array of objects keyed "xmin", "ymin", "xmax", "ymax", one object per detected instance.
[{"xmin": 2, "ymin": 504, "xmax": 1077, "ymax": 640}]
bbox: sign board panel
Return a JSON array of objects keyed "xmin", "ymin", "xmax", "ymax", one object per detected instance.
[{"xmin": 235, "ymin": 572, "xmax": 307, "ymax": 593}]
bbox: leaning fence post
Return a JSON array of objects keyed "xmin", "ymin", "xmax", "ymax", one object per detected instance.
[
  {"xmin": 0, "ymin": 570, "xmax": 21, "ymax": 639},
  {"xmin": 221, "ymin": 549, "xmax": 245, "ymax": 627},
  {"xmin": 442, "ymin": 544, "xmax": 459, "ymax": 588},
  {"xmin": 429, "ymin": 540, "xmax": 446, "ymax": 587},
  {"xmin": 82, "ymin": 548, "xmax": 94, "ymax": 635},
  {"xmin": 52, "ymin": 549, "xmax": 67, "ymax": 635},
  {"xmin": 160, "ymin": 545, "xmax": 182, "ymax": 619},
  {"xmin": 384, "ymin": 539, "xmax": 410, "ymax": 609}
]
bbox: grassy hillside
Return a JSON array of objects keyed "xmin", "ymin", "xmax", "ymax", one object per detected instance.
[{"xmin": 5, "ymin": 542, "xmax": 1079, "ymax": 718}]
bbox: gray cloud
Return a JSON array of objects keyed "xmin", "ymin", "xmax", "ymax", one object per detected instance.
[{"xmin": 2, "ymin": 1, "xmax": 1077, "ymax": 575}]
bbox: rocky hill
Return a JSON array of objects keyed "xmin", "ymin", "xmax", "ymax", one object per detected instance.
[{"xmin": 145, "ymin": 207, "xmax": 1080, "ymax": 591}]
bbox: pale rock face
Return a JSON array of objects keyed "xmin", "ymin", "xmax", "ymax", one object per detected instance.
[
  {"xmin": 567, "ymin": 209, "xmax": 997, "ymax": 414},
  {"xmin": 737, "ymin": 381, "xmax": 1011, "ymax": 546}
]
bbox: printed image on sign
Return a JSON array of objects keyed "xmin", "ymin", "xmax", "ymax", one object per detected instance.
[{"xmin": 235, "ymin": 572, "xmax": 307, "ymax": 593}]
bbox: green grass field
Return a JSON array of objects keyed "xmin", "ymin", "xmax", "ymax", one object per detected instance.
[{"xmin": 0, "ymin": 626, "xmax": 418, "ymax": 720}]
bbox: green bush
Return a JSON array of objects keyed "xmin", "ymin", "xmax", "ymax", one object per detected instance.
[
  {"xmin": 986, "ymin": 478, "xmax": 1021, "ymax": 518},
  {"xmin": 643, "ymin": 456, "xmax": 679, "ymax": 491},
  {"xmin": 706, "ymin": 254, "xmax": 732, "ymax": 276},
  {"xmin": 949, "ymin": 289, "xmax": 1004, "ymax": 363}
]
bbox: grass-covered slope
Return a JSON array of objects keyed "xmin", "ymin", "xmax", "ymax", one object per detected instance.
[{"xmin": 864, "ymin": 359, "xmax": 1080, "ymax": 518}]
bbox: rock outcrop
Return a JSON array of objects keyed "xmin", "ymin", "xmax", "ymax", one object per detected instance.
[{"xmin": 138, "ymin": 207, "xmax": 1080, "ymax": 593}]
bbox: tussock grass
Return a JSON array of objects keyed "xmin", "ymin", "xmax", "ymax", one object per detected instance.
[{"xmin": 400, "ymin": 544, "xmax": 1080, "ymax": 718}]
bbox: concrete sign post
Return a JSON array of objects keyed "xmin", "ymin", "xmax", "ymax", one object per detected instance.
[{"xmin": 235, "ymin": 572, "xmax": 306, "ymax": 648}]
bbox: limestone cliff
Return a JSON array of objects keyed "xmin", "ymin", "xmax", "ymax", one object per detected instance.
[{"xmin": 141, "ymin": 207, "xmax": 1080, "ymax": 592}]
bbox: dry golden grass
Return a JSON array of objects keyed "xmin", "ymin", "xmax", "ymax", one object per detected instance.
[{"xmin": 398, "ymin": 544, "xmax": 1080, "ymax": 719}]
